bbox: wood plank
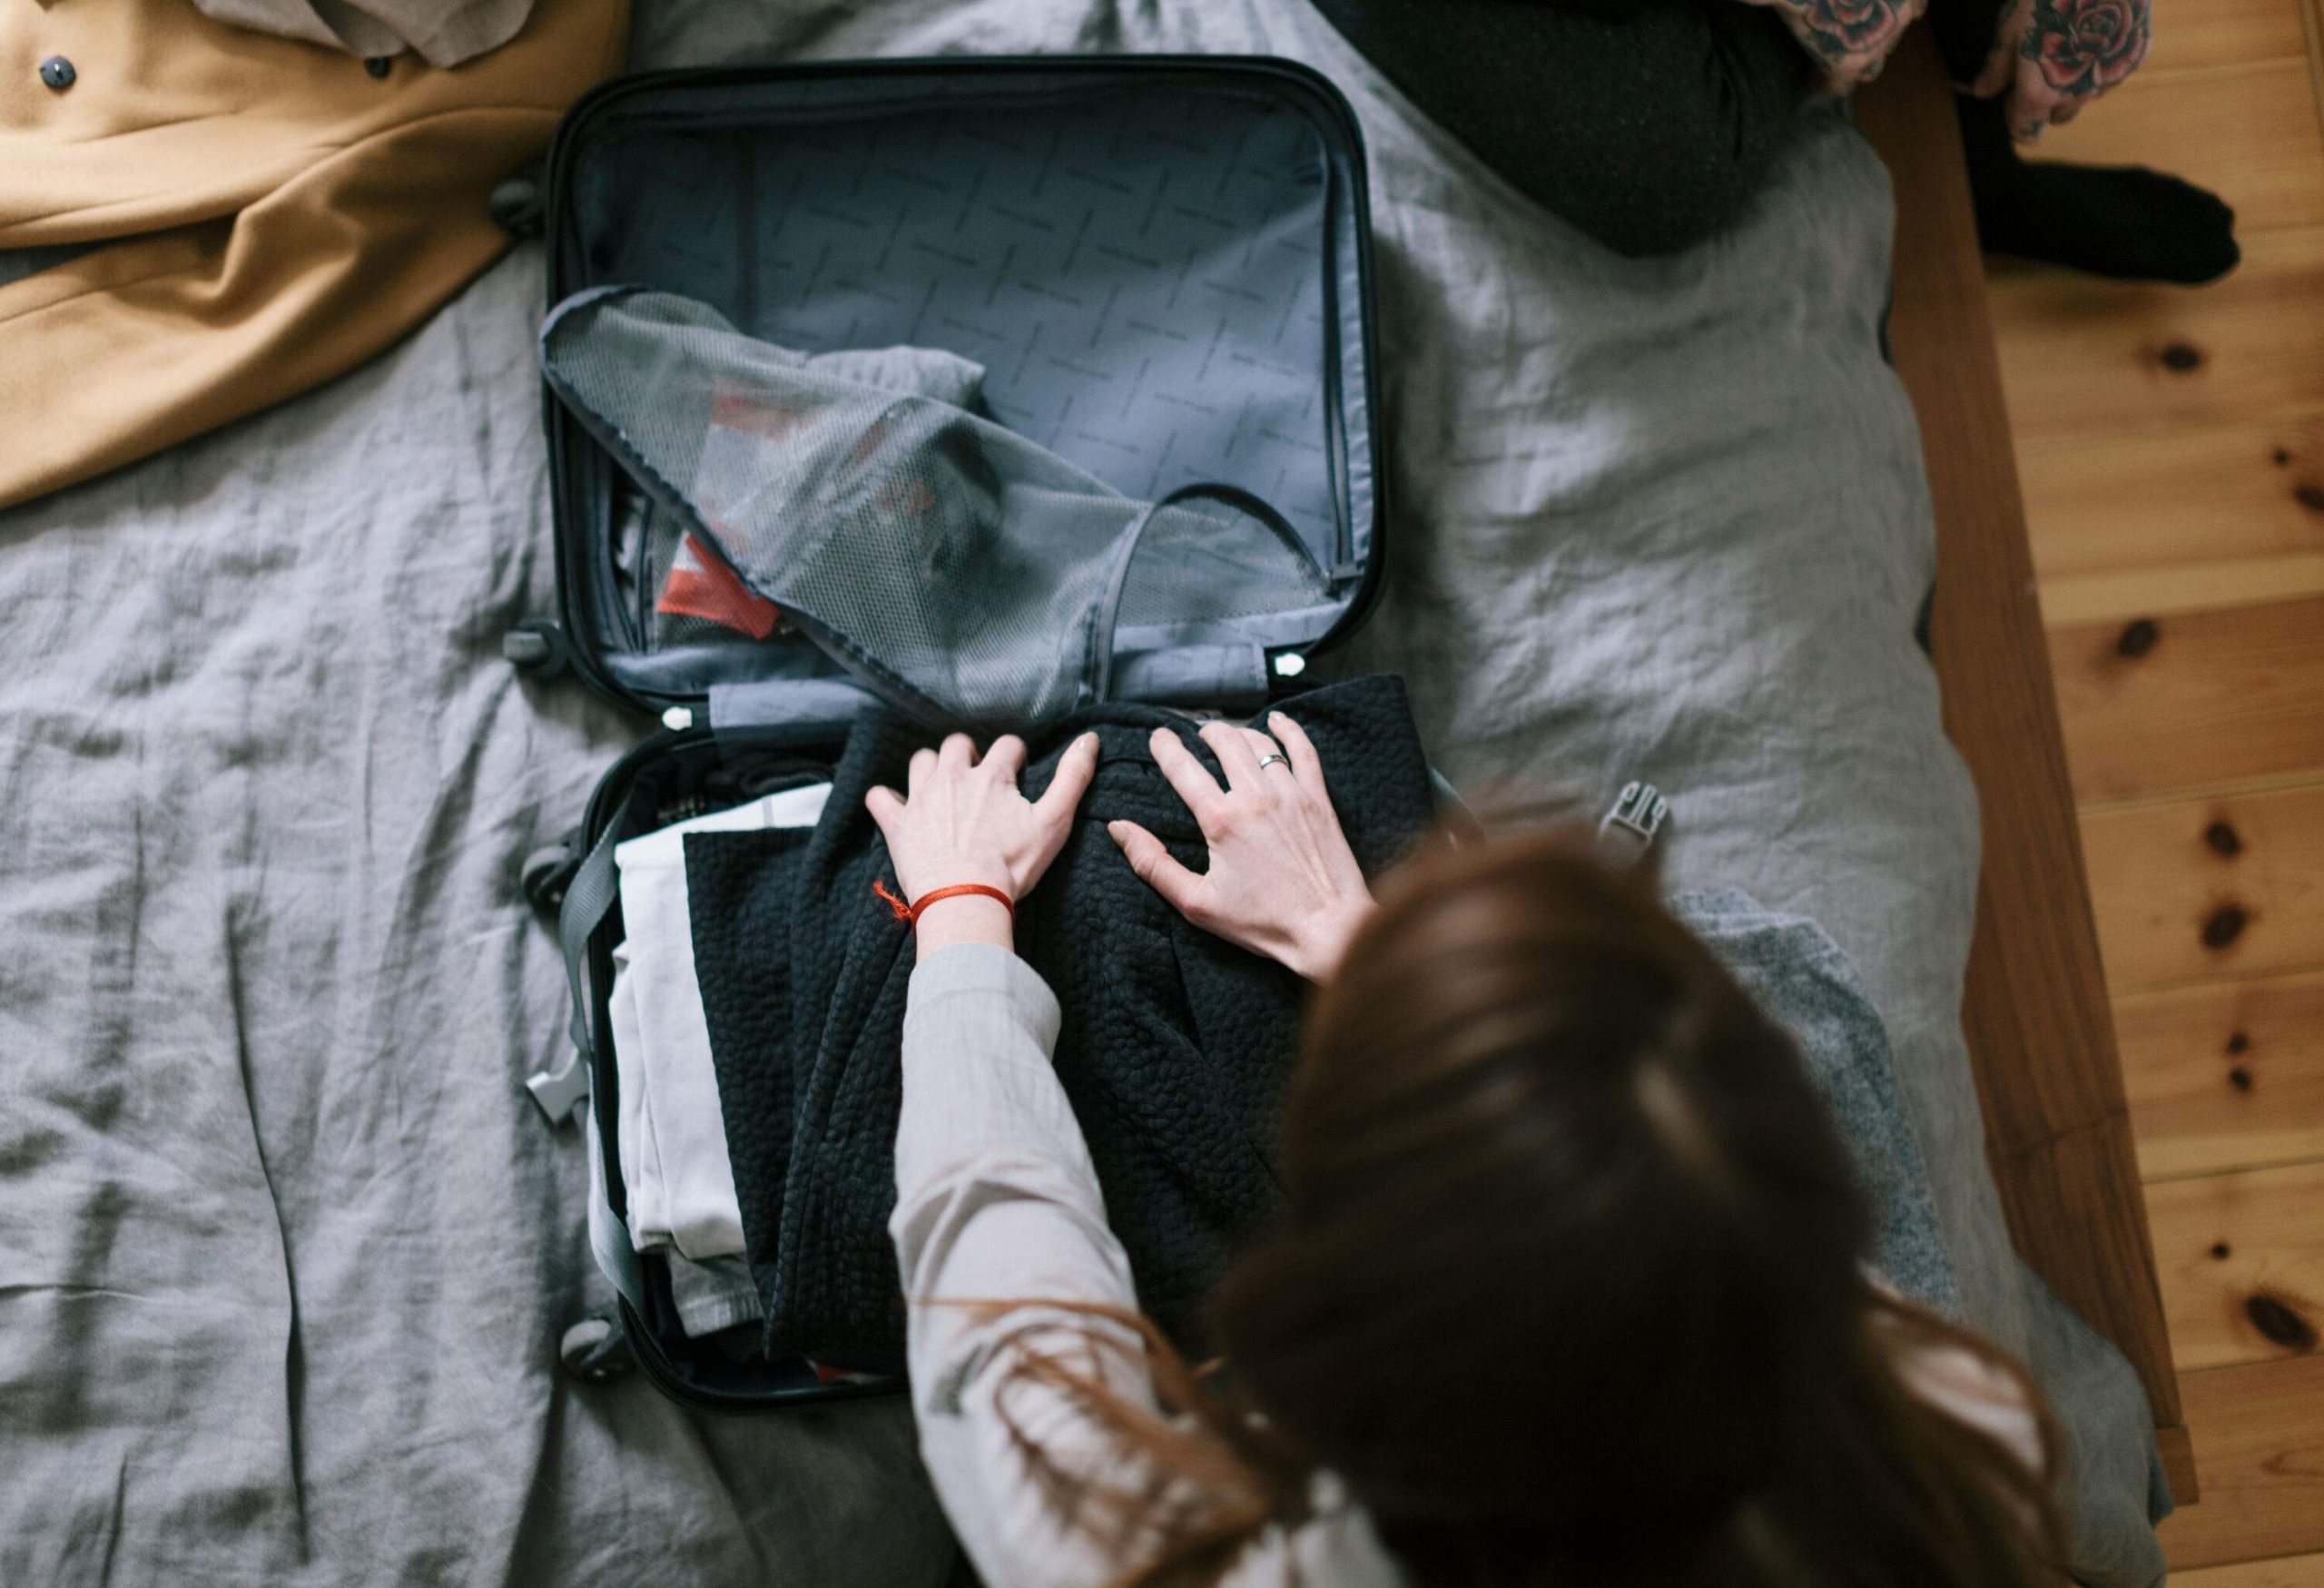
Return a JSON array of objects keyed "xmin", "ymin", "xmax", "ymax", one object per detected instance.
[
  {"xmin": 2142, "ymin": 0, "xmax": 2314, "ymax": 74},
  {"xmin": 1856, "ymin": 28, "xmax": 2188, "ymax": 1466},
  {"xmin": 1994, "ymin": 0, "xmax": 2324, "ymax": 1546},
  {"xmin": 2119, "ymin": 971, "xmax": 2324, "ymax": 1179},
  {"xmin": 2083, "ymin": 778, "xmax": 2324, "ymax": 991},
  {"xmin": 2176, "ymin": 1552, "xmax": 2324, "ymax": 1586},
  {"xmin": 2049, "ymin": 597, "xmax": 2324, "ymax": 802},
  {"xmin": 2158, "ymin": 1354, "xmax": 2324, "ymax": 1568},
  {"xmin": 2159, "ymin": 1420, "xmax": 2201, "ymax": 1512},
  {"xmin": 2040, "ymin": 554, "xmax": 2324, "ymax": 626},
  {"xmin": 2031, "ymin": 60, "xmax": 2324, "ymax": 236},
  {"xmin": 2308, "ymin": 0, "xmax": 2324, "ymax": 141},
  {"xmin": 2150, "ymin": 1161, "xmax": 2324, "ymax": 1370},
  {"xmin": 1991, "ymin": 227, "xmax": 2324, "ymax": 440},
  {"xmin": 2018, "ymin": 414, "xmax": 2324, "ymax": 585},
  {"xmin": 1985, "ymin": 1120, "xmax": 2187, "ymax": 1419}
]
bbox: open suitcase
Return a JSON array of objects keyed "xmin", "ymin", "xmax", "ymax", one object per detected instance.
[{"xmin": 508, "ymin": 55, "xmax": 1386, "ymax": 1410}]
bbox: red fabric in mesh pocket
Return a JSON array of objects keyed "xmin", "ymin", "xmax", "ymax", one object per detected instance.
[{"xmin": 657, "ymin": 531, "xmax": 780, "ymax": 640}]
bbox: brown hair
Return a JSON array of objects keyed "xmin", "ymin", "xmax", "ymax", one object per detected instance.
[{"xmin": 995, "ymin": 829, "xmax": 2064, "ymax": 1587}]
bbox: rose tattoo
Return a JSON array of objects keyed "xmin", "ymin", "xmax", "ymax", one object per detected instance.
[
  {"xmin": 2024, "ymin": 0, "xmax": 2150, "ymax": 99},
  {"xmin": 1744, "ymin": 0, "xmax": 1925, "ymax": 92},
  {"xmin": 1796, "ymin": 0, "xmax": 1910, "ymax": 59},
  {"xmin": 1976, "ymin": 0, "xmax": 2153, "ymax": 139}
]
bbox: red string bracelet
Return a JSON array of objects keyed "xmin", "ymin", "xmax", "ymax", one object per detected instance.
[{"xmin": 873, "ymin": 878, "xmax": 1016, "ymax": 927}]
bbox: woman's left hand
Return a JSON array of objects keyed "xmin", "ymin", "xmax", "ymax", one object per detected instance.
[
  {"xmin": 1108, "ymin": 713, "xmax": 1374, "ymax": 983},
  {"xmin": 1743, "ymin": 0, "xmax": 1925, "ymax": 94},
  {"xmin": 867, "ymin": 731, "xmax": 1100, "ymax": 952}
]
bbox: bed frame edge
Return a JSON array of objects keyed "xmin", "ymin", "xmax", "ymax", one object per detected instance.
[{"xmin": 1854, "ymin": 26, "xmax": 2194, "ymax": 1509}]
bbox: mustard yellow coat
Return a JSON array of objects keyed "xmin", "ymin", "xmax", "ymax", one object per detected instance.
[{"xmin": 0, "ymin": 0, "xmax": 629, "ymax": 509}]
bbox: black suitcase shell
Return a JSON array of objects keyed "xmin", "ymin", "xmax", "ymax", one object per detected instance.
[{"xmin": 521, "ymin": 55, "xmax": 1385, "ymax": 1410}]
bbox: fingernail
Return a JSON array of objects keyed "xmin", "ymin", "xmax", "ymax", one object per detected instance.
[{"xmin": 1106, "ymin": 820, "xmax": 1128, "ymax": 842}]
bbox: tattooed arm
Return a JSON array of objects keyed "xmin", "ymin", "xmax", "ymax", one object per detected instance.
[
  {"xmin": 1738, "ymin": 0, "xmax": 1926, "ymax": 92},
  {"xmin": 1972, "ymin": 0, "xmax": 2152, "ymax": 141}
]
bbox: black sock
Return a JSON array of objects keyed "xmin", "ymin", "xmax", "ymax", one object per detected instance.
[{"xmin": 1955, "ymin": 94, "xmax": 2240, "ymax": 284}]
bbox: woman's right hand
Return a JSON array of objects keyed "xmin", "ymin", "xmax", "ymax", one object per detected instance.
[
  {"xmin": 1108, "ymin": 712, "xmax": 1374, "ymax": 983},
  {"xmin": 866, "ymin": 730, "xmax": 1099, "ymax": 954},
  {"xmin": 1974, "ymin": 0, "xmax": 2151, "ymax": 142}
]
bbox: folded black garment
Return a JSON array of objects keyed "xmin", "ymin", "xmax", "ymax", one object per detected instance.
[{"xmin": 684, "ymin": 675, "xmax": 1437, "ymax": 1373}]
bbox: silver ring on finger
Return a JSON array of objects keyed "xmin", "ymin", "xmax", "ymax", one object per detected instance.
[{"xmin": 1256, "ymin": 752, "xmax": 1291, "ymax": 773}]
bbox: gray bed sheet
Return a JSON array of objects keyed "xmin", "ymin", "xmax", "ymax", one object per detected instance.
[{"xmin": 0, "ymin": 1, "xmax": 2162, "ymax": 1583}]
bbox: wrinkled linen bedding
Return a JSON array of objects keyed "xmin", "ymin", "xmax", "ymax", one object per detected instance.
[{"xmin": 0, "ymin": 1, "xmax": 2162, "ymax": 1583}]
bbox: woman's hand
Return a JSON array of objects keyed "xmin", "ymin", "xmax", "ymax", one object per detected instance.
[
  {"xmin": 1975, "ymin": 0, "xmax": 2150, "ymax": 141},
  {"xmin": 867, "ymin": 731, "xmax": 1100, "ymax": 953},
  {"xmin": 1108, "ymin": 712, "xmax": 1374, "ymax": 983},
  {"xmin": 1745, "ymin": 0, "xmax": 1925, "ymax": 94}
]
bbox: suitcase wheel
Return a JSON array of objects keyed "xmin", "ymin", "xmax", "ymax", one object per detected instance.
[
  {"xmin": 521, "ymin": 842, "xmax": 580, "ymax": 912},
  {"xmin": 501, "ymin": 619, "xmax": 569, "ymax": 679},
  {"xmin": 559, "ymin": 1315, "xmax": 636, "ymax": 1384},
  {"xmin": 489, "ymin": 166, "xmax": 545, "ymax": 240}
]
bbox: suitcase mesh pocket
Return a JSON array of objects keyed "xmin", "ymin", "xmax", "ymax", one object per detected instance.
[{"xmin": 543, "ymin": 288, "xmax": 1326, "ymax": 725}]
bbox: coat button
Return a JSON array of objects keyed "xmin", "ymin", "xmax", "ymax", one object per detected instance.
[
  {"xmin": 40, "ymin": 55, "xmax": 77, "ymax": 91},
  {"xmin": 364, "ymin": 55, "xmax": 392, "ymax": 78}
]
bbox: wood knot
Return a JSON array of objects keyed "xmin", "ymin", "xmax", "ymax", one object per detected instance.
[
  {"xmin": 2202, "ymin": 904, "xmax": 2249, "ymax": 950},
  {"xmin": 2245, "ymin": 1292, "xmax": 2319, "ymax": 1353},
  {"xmin": 2227, "ymin": 1030, "xmax": 2250, "ymax": 1055},
  {"xmin": 2115, "ymin": 617, "xmax": 2161, "ymax": 657},
  {"xmin": 2229, "ymin": 1065, "xmax": 2255, "ymax": 1092},
  {"xmin": 2297, "ymin": 482, "xmax": 2324, "ymax": 513},
  {"xmin": 2212, "ymin": 1242, "xmax": 2233, "ymax": 1259},
  {"xmin": 2206, "ymin": 821, "xmax": 2244, "ymax": 857},
  {"xmin": 2155, "ymin": 341, "xmax": 2205, "ymax": 372},
  {"xmin": 2274, "ymin": 448, "xmax": 2294, "ymax": 467}
]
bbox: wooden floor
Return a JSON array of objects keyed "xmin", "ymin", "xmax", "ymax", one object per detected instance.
[{"xmin": 1985, "ymin": 0, "xmax": 2324, "ymax": 1578}]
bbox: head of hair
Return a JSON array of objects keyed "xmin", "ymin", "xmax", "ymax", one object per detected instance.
[{"xmin": 1002, "ymin": 828, "xmax": 2063, "ymax": 1588}]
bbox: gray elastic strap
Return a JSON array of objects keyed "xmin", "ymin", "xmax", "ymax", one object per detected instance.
[
  {"xmin": 1079, "ymin": 492, "xmax": 1179, "ymax": 708},
  {"xmin": 526, "ymin": 795, "xmax": 631, "ymax": 1125},
  {"xmin": 707, "ymin": 677, "xmax": 881, "ymax": 743},
  {"xmin": 585, "ymin": 1106, "xmax": 647, "ymax": 1311},
  {"xmin": 1108, "ymin": 644, "xmax": 1269, "ymax": 711},
  {"xmin": 1080, "ymin": 481, "xmax": 1307, "ymax": 708}
]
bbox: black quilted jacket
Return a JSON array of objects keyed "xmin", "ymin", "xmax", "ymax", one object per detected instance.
[{"xmin": 684, "ymin": 675, "xmax": 1436, "ymax": 1373}]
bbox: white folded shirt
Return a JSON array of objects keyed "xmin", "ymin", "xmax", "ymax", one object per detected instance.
[{"xmin": 610, "ymin": 782, "xmax": 830, "ymax": 1262}]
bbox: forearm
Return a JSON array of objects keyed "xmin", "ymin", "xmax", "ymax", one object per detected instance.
[
  {"xmin": 893, "ymin": 943, "xmax": 1105, "ymax": 1218},
  {"xmin": 891, "ymin": 943, "xmax": 1161, "ymax": 1586}
]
